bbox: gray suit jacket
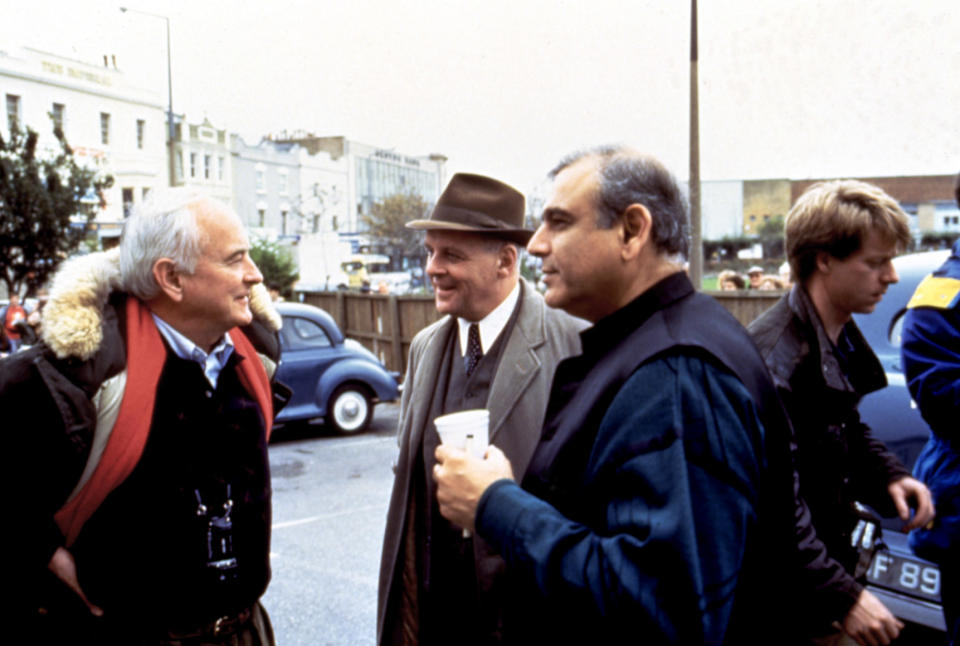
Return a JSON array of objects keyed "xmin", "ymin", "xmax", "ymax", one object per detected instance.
[{"xmin": 376, "ymin": 279, "xmax": 584, "ymax": 645}]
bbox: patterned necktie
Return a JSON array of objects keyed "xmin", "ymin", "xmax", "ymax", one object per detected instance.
[{"xmin": 464, "ymin": 323, "xmax": 483, "ymax": 376}]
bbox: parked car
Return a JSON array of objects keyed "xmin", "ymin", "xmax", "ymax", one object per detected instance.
[
  {"xmin": 853, "ymin": 248, "xmax": 951, "ymax": 639},
  {"xmin": 274, "ymin": 302, "xmax": 400, "ymax": 434}
]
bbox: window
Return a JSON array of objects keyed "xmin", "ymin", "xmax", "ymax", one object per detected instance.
[
  {"xmin": 255, "ymin": 168, "xmax": 265, "ymax": 193},
  {"xmin": 279, "ymin": 170, "xmax": 288, "ymax": 195},
  {"xmin": 122, "ymin": 188, "xmax": 134, "ymax": 218},
  {"xmin": 313, "ymin": 214, "xmax": 320, "ymax": 233},
  {"xmin": 258, "ymin": 210, "xmax": 266, "ymax": 227},
  {"xmin": 51, "ymin": 103, "xmax": 65, "ymax": 132},
  {"xmin": 281, "ymin": 210, "xmax": 288, "ymax": 235},
  {"xmin": 176, "ymin": 151, "xmax": 184, "ymax": 179},
  {"xmin": 204, "ymin": 154, "xmax": 211, "ymax": 180},
  {"xmin": 280, "ymin": 317, "xmax": 332, "ymax": 350},
  {"xmin": 6, "ymin": 94, "xmax": 21, "ymax": 131},
  {"xmin": 100, "ymin": 112, "xmax": 110, "ymax": 145},
  {"xmin": 136, "ymin": 119, "xmax": 145, "ymax": 149},
  {"xmin": 190, "ymin": 152, "xmax": 197, "ymax": 178},
  {"xmin": 142, "ymin": 187, "xmax": 151, "ymax": 200},
  {"xmin": 217, "ymin": 156, "xmax": 224, "ymax": 181}
]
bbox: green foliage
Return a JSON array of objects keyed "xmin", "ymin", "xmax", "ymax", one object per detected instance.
[
  {"xmin": 703, "ymin": 235, "xmax": 755, "ymax": 261},
  {"xmin": 360, "ymin": 191, "xmax": 429, "ymax": 261},
  {"xmin": 756, "ymin": 215, "xmax": 785, "ymax": 238},
  {"xmin": 756, "ymin": 215, "xmax": 785, "ymax": 258},
  {"xmin": 250, "ymin": 237, "xmax": 299, "ymax": 297},
  {"xmin": 0, "ymin": 119, "xmax": 113, "ymax": 298}
]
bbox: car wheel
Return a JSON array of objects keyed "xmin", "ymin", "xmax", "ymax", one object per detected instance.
[{"xmin": 328, "ymin": 385, "xmax": 372, "ymax": 434}]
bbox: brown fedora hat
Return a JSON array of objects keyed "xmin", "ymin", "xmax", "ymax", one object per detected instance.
[{"xmin": 406, "ymin": 173, "xmax": 532, "ymax": 245}]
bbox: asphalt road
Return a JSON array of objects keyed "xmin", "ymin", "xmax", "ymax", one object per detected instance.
[{"xmin": 263, "ymin": 401, "xmax": 400, "ymax": 646}]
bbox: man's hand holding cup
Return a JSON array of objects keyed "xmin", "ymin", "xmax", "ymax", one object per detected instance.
[{"xmin": 434, "ymin": 443, "xmax": 514, "ymax": 534}]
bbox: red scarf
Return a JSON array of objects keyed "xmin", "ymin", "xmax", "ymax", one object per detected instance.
[{"xmin": 54, "ymin": 297, "xmax": 273, "ymax": 546}]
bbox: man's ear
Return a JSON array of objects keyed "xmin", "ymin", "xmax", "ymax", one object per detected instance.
[
  {"xmin": 496, "ymin": 242, "xmax": 518, "ymax": 277},
  {"xmin": 620, "ymin": 203, "xmax": 652, "ymax": 260},
  {"xmin": 152, "ymin": 258, "xmax": 185, "ymax": 302},
  {"xmin": 814, "ymin": 251, "xmax": 833, "ymax": 275}
]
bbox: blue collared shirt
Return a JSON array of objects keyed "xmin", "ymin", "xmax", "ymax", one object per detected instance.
[{"xmin": 151, "ymin": 314, "xmax": 235, "ymax": 389}]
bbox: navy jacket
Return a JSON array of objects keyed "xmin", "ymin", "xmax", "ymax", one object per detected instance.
[
  {"xmin": 475, "ymin": 272, "xmax": 804, "ymax": 644},
  {"xmin": 903, "ymin": 239, "xmax": 960, "ymax": 564}
]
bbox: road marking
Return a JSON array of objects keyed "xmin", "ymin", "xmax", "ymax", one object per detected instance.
[
  {"xmin": 323, "ymin": 434, "xmax": 396, "ymax": 450},
  {"xmin": 273, "ymin": 503, "xmax": 385, "ymax": 529}
]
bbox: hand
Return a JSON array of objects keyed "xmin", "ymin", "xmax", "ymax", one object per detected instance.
[
  {"xmin": 434, "ymin": 444, "xmax": 514, "ymax": 533},
  {"xmin": 48, "ymin": 546, "xmax": 103, "ymax": 617},
  {"xmin": 842, "ymin": 588, "xmax": 903, "ymax": 646},
  {"xmin": 888, "ymin": 476, "xmax": 935, "ymax": 531}
]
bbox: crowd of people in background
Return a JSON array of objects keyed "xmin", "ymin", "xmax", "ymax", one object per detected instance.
[
  {"xmin": 0, "ymin": 289, "xmax": 48, "ymax": 357},
  {"xmin": 718, "ymin": 261, "xmax": 793, "ymax": 291}
]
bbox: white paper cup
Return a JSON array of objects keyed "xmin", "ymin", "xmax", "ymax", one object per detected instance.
[
  {"xmin": 434, "ymin": 409, "xmax": 490, "ymax": 538},
  {"xmin": 434, "ymin": 409, "xmax": 489, "ymax": 459}
]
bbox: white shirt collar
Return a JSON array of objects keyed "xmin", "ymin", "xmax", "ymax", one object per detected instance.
[
  {"xmin": 151, "ymin": 313, "xmax": 235, "ymax": 389},
  {"xmin": 457, "ymin": 281, "xmax": 520, "ymax": 357}
]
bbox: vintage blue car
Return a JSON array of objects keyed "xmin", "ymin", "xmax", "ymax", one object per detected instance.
[
  {"xmin": 274, "ymin": 302, "xmax": 400, "ymax": 434},
  {"xmin": 854, "ymin": 248, "xmax": 951, "ymax": 640}
]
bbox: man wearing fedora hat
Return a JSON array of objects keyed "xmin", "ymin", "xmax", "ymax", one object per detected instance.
[
  {"xmin": 377, "ymin": 173, "xmax": 585, "ymax": 645},
  {"xmin": 432, "ymin": 148, "xmax": 815, "ymax": 643}
]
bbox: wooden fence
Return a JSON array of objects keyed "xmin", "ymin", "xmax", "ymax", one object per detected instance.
[{"xmin": 298, "ymin": 289, "xmax": 784, "ymax": 376}]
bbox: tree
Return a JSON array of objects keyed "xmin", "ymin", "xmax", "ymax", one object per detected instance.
[
  {"xmin": 703, "ymin": 235, "xmax": 755, "ymax": 262},
  {"xmin": 360, "ymin": 191, "xmax": 430, "ymax": 265},
  {"xmin": 250, "ymin": 237, "xmax": 299, "ymax": 297},
  {"xmin": 757, "ymin": 215, "xmax": 785, "ymax": 259},
  {"xmin": 0, "ymin": 119, "xmax": 113, "ymax": 299}
]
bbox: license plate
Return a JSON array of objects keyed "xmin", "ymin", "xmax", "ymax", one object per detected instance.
[{"xmin": 866, "ymin": 549, "xmax": 941, "ymax": 602}]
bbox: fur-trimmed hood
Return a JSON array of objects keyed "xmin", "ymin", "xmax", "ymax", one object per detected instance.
[{"xmin": 41, "ymin": 248, "xmax": 282, "ymax": 360}]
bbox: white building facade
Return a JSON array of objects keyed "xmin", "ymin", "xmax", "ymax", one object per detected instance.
[
  {"xmin": 267, "ymin": 134, "xmax": 446, "ymax": 236},
  {"xmin": 1, "ymin": 47, "xmax": 166, "ymax": 236},
  {"xmin": 231, "ymin": 135, "xmax": 302, "ymax": 238},
  {"xmin": 174, "ymin": 116, "xmax": 232, "ymax": 205}
]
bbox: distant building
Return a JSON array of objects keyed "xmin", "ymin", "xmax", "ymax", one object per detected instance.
[
  {"xmin": 696, "ymin": 180, "xmax": 744, "ymax": 240},
  {"xmin": 743, "ymin": 179, "xmax": 791, "ymax": 235},
  {"xmin": 231, "ymin": 135, "xmax": 301, "ymax": 238},
  {"xmin": 0, "ymin": 46, "xmax": 166, "ymax": 241},
  {"xmin": 688, "ymin": 173, "xmax": 956, "ymax": 243},
  {"xmin": 295, "ymin": 144, "xmax": 350, "ymax": 237},
  {"xmin": 267, "ymin": 133, "xmax": 447, "ymax": 235},
  {"xmin": 173, "ymin": 116, "xmax": 232, "ymax": 204},
  {"xmin": 792, "ymin": 175, "xmax": 958, "ymax": 235}
]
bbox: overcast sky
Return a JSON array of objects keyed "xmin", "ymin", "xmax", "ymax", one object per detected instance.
[{"xmin": 3, "ymin": 0, "xmax": 958, "ymax": 194}]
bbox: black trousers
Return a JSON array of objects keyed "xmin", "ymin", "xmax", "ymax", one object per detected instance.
[{"xmin": 24, "ymin": 576, "xmax": 274, "ymax": 646}]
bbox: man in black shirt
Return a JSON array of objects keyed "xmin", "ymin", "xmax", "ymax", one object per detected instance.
[{"xmin": 749, "ymin": 179, "xmax": 936, "ymax": 645}]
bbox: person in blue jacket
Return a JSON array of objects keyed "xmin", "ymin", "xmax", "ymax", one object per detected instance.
[
  {"xmin": 901, "ymin": 171, "xmax": 960, "ymax": 645},
  {"xmin": 433, "ymin": 146, "xmax": 810, "ymax": 644}
]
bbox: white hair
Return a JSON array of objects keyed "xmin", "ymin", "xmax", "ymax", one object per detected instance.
[{"xmin": 119, "ymin": 188, "xmax": 213, "ymax": 300}]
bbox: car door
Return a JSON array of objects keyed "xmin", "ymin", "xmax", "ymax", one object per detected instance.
[{"xmin": 277, "ymin": 314, "xmax": 340, "ymax": 421}]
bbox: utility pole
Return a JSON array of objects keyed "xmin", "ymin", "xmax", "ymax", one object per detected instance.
[
  {"xmin": 120, "ymin": 7, "xmax": 177, "ymax": 188},
  {"xmin": 689, "ymin": 0, "xmax": 703, "ymax": 288}
]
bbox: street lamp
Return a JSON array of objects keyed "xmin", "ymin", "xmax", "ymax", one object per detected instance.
[{"xmin": 120, "ymin": 6, "xmax": 177, "ymax": 188}]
